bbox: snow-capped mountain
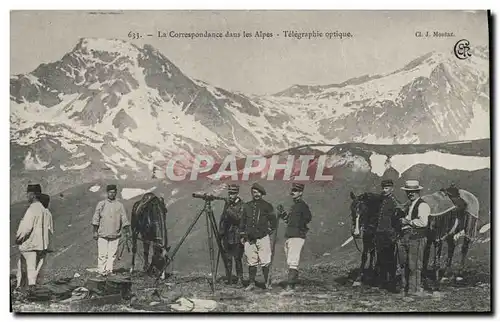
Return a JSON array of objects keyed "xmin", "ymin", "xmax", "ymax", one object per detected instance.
[
  {"xmin": 10, "ymin": 38, "xmax": 490, "ymax": 201},
  {"xmin": 269, "ymin": 47, "xmax": 490, "ymax": 144}
]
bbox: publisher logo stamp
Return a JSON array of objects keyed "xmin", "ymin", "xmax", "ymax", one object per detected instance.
[{"xmin": 454, "ymin": 39, "xmax": 472, "ymax": 60}]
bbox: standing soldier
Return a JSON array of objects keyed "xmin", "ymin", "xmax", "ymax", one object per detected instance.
[
  {"xmin": 15, "ymin": 184, "xmax": 54, "ymax": 291},
  {"xmin": 92, "ymin": 184, "xmax": 131, "ymax": 276},
  {"xmin": 277, "ymin": 183, "xmax": 312, "ymax": 293},
  {"xmin": 219, "ymin": 184, "xmax": 245, "ymax": 285},
  {"xmin": 398, "ymin": 180, "xmax": 431, "ymax": 296},
  {"xmin": 239, "ymin": 183, "xmax": 277, "ymax": 291},
  {"xmin": 375, "ymin": 179, "xmax": 404, "ymax": 293}
]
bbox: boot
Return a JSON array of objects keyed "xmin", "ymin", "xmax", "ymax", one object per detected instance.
[
  {"xmin": 225, "ymin": 259, "xmax": 233, "ymax": 285},
  {"xmin": 235, "ymin": 259, "xmax": 244, "ymax": 286},
  {"xmin": 290, "ymin": 269, "xmax": 298, "ymax": 290},
  {"xmin": 245, "ymin": 266, "xmax": 257, "ymax": 291},
  {"xmin": 262, "ymin": 266, "xmax": 272, "ymax": 290},
  {"xmin": 285, "ymin": 269, "xmax": 295, "ymax": 291}
]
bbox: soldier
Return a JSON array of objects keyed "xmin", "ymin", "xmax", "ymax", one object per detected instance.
[
  {"xmin": 219, "ymin": 184, "xmax": 245, "ymax": 285},
  {"xmin": 398, "ymin": 180, "xmax": 431, "ymax": 296},
  {"xmin": 277, "ymin": 182, "xmax": 312, "ymax": 293},
  {"xmin": 92, "ymin": 184, "xmax": 131, "ymax": 276},
  {"xmin": 374, "ymin": 179, "xmax": 404, "ymax": 293},
  {"xmin": 239, "ymin": 183, "xmax": 277, "ymax": 291},
  {"xmin": 15, "ymin": 184, "xmax": 54, "ymax": 290}
]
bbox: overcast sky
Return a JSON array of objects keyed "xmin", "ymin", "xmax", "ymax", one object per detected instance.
[{"xmin": 10, "ymin": 10, "xmax": 489, "ymax": 95}]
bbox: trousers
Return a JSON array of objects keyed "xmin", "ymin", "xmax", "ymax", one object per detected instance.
[
  {"xmin": 97, "ymin": 237, "xmax": 120, "ymax": 274},
  {"xmin": 244, "ymin": 235, "xmax": 271, "ymax": 267},
  {"xmin": 375, "ymin": 233, "xmax": 397, "ymax": 284},
  {"xmin": 284, "ymin": 238, "xmax": 305, "ymax": 270},
  {"xmin": 398, "ymin": 230, "xmax": 425, "ymax": 293},
  {"xmin": 17, "ymin": 251, "xmax": 47, "ymax": 287}
]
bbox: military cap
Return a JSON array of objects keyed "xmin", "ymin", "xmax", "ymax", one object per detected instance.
[
  {"xmin": 27, "ymin": 184, "xmax": 42, "ymax": 194},
  {"xmin": 251, "ymin": 182, "xmax": 266, "ymax": 195},
  {"xmin": 291, "ymin": 183, "xmax": 305, "ymax": 192},
  {"xmin": 381, "ymin": 179, "xmax": 394, "ymax": 188}
]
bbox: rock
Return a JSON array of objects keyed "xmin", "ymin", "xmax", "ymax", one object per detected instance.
[
  {"xmin": 69, "ymin": 294, "xmax": 123, "ymax": 311},
  {"xmin": 432, "ymin": 291, "xmax": 443, "ymax": 300},
  {"xmin": 170, "ymin": 297, "xmax": 218, "ymax": 312},
  {"xmin": 358, "ymin": 300, "xmax": 374, "ymax": 306},
  {"xmin": 73, "ymin": 273, "xmax": 81, "ymax": 278},
  {"xmin": 402, "ymin": 297, "xmax": 415, "ymax": 303},
  {"xmin": 149, "ymin": 301, "xmax": 161, "ymax": 306}
]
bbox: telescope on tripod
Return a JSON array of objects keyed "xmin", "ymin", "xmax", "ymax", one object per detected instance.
[{"xmin": 159, "ymin": 192, "xmax": 230, "ymax": 292}]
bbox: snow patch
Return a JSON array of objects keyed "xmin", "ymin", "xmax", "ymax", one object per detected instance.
[
  {"xmin": 388, "ymin": 151, "xmax": 490, "ymax": 175},
  {"xmin": 60, "ymin": 161, "xmax": 91, "ymax": 171},
  {"xmin": 121, "ymin": 186, "xmax": 157, "ymax": 200},
  {"xmin": 24, "ymin": 151, "xmax": 49, "ymax": 170},
  {"xmin": 72, "ymin": 152, "xmax": 86, "ymax": 159},
  {"xmin": 459, "ymin": 102, "xmax": 490, "ymax": 141},
  {"xmin": 80, "ymin": 38, "xmax": 141, "ymax": 58},
  {"xmin": 370, "ymin": 153, "xmax": 389, "ymax": 176},
  {"xmin": 89, "ymin": 185, "xmax": 101, "ymax": 192},
  {"xmin": 327, "ymin": 152, "xmax": 371, "ymax": 172}
]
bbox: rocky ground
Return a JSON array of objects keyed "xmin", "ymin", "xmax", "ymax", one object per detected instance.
[{"xmin": 11, "ymin": 259, "xmax": 491, "ymax": 313}]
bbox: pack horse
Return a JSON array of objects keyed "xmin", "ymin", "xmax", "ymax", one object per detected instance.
[
  {"xmin": 349, "ymin": 186, "xmax": 481, "ymax": 287},
  {"xmin": 129, "ymin": 192, "xmax": 171, "ymax": 279}
]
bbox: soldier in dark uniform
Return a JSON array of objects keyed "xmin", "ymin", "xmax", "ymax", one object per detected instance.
[
  {"xmin": 219, "ymin": 184, "xmax": 244, "ymax": 285},
  {"xmin": 374, "ymin": 179, "xmax": 404, "ymax": 292},
  {"xmin": 277, "ymin": 183, "xmax": 312, "ymax": 293},
  {"xmin": 239, "ymin": 183, "xmax": 277, "ymax": 291}
]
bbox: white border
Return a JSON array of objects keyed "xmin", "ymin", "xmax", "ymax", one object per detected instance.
[{"xmin": 3, "ymin": 1, "xmax": 498, "ymax": 321}]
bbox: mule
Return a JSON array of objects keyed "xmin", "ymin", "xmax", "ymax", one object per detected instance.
[
  {"xmin": 349, "ymin": 187, "xmax": 480, "ymax": 289},
  {"xmin": 130, "ymin": 192, "xmax": 171, "ymax": 279},
  {"xmin": 421, "ymin": 188, "xmax": 480, "ymax": 282}
]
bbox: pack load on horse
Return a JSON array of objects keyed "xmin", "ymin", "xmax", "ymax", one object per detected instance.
[
  {"xmin": 421, "ymin": 185, "xmax": 480, "ymax": 281},
  {"xmin": 348, "ymin": 182, "xmax": 481, "ymax": 292},
  {"xmin": 128, "ymin": 192, "xmax": 170, "ymax": 279}
]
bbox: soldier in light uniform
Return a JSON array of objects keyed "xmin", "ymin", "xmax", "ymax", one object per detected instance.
[
  {"xmin": 15, "ymin": 184, "xmax": 54, "ymax": 291},
  {"xmin": 92, "ymin": 184, "xmax": 131, "ymax": 276},
  {"xmin": 277, "ymin": 183, "xmax": 312, "ymax": 292},
  {"xmin": 219, "ymin": 184, "xmax": 245, "ymax": 285},
  {"xmin": 239, "ymin": 183, "xmax": 277, "ymax": 291}
]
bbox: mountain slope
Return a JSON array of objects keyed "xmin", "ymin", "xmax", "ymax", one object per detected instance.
[
  {"xmin": 10, "ymin": 141, "xmax": 491, "ymax": 273},
  {"xmin": 10, "ymin": 39, "xmax": 490, "ymax": 202}
]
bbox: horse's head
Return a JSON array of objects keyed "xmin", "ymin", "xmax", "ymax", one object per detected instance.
[
  {"xmin": 349, "ymin": 192, "xmax": 382, "ymax": 238},
  {"xmin": 350, "ymin": 192, "xmax": 367, "ymax": 238}
]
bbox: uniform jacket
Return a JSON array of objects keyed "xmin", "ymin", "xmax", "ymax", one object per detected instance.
[
  {"xmin": 219, "ymin": 197, "xmax": 244, "ymax": 244},
  {"xmin": 283, "ymin": 199, "xmax": 312, "ymax": 239},
  {"xmin": 376, "ymin": 193, "xmax": 404, "ymax": 238},
  {"xmin": 17, "ymin": 201, "xmax": 54, "ymax": 252},
  {"xmin": 92, "ymin": 199, "xmax": 130, "ymax": 239},
  {"xmin": 239, "ymin": 199, "xmax": 277, "ymax": 241}
]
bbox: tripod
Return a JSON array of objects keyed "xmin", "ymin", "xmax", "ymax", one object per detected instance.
[{"xmin": 160, "ymin": 193, "xmax": 230, "ymax": 292}]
